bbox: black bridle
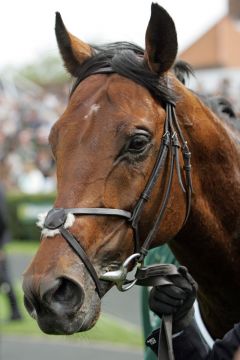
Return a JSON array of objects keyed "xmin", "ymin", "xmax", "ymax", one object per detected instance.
[{"xmin": 43, "ymin": 70, "xmax": 192, "ymax": 299}]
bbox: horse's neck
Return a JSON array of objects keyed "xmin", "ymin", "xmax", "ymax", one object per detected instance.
[
  {"xmin": 171, "ymin": 96, "xmax": 240, "ymax": 339},
  {"xmin": 171, "ymin": 211, "xmax": 240, "ymax": 339}
]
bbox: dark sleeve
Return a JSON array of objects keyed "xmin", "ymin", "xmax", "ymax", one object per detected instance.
[
  {"xmin": 147, "ymin": 320, "xmax": 240, "ymax": 360},
  {"xmin": 207, "ymin": 323, "xmax": 240, "ymax": 360},
  {"xmin": 173, "ymin": 323, "xmax": 240, "ymax": 360},
  {"xmin": 146, "ymin": 319, "xmax": 210, "ymax": 360},
  {"xmin": 173, "ymin": 319, "xmax": 210, "ymax": 360}
]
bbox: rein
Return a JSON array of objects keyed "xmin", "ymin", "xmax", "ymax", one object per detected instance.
[{"xmin": 42, "ymin": 69, "xmax": 192, "ymax": 360}]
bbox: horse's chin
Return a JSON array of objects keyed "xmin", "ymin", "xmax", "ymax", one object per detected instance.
[
  {"xmin": 35, "ymin": 293, "xmax": 101, "ymax": 335},
  {"xmin": 36, "ymin": 309, "xmax": 100, "ymax": 335}
]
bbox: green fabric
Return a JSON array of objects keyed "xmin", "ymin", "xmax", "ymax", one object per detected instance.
[{"xmin": 141, "ymin": 245, "xmax": 178, "ymax": 360}]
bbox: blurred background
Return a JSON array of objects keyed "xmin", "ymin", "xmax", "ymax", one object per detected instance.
[{"xmin": 0, "ymin": 0, "xmax": 239, "ymax": 359}]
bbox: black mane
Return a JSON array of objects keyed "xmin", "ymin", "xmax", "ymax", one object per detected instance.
[
  {"xmin": 70, "ymin": 42, "xmax": 177, "ymax": 105},
  {"xmin": 200, "ymin": 95, "xmax": 240, "ymax": 131},
  {"xmin": 173, "ymin": 61, "xmax": 240, "ymax": 130},
  {"xmin": 173, "ymin": 60, "xmax": 194, "ymax": 85}
]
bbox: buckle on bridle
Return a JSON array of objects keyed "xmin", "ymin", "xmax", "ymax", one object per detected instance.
[{"xmin": 100, "ymin": 253, "xmax": 142, "ymax": 291}]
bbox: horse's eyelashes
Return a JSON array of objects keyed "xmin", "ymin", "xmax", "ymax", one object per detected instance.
[
  {"xmin": 128, "ymin": 134, "xmax": 151, "ymax": 153},
  {"xmin": 116, "ymin": 131, "xmax": 152, "ymax": 163}
]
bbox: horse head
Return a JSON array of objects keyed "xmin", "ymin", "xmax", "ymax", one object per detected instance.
[{"xmin": 23, "ymin": 4, "xmax": 192, "ymax": 335}]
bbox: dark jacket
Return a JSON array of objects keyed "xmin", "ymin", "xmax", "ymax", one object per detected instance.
[{"xmin": 146, "ymin": 319, "xmax": 240, "ymax": 360}]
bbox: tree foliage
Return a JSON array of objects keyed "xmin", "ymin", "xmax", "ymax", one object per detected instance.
[{"xmin": 19, "ymin": 54, "xmax": 69, "ymax": 86}]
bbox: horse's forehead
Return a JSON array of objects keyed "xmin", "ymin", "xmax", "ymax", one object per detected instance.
[
  {"xmin": 50, "ymin": 74, "xmax": 160, "ymax": 146},
  {"xmin": 83, "ymin": 103, "xmax": 101, "ymax": 120},
  {"xmin": 69, "ymin": 74, "xmax": 157, "ymax": 118}
]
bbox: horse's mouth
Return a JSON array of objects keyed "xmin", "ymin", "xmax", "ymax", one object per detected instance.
[
  {"xmin": 35, "ymin": 307, "xmax": 100, "ymax": 335},
  {"xmin": 37, "ymin": 316, "xmax": 80, "ymax": 335},
  {"xmin": 23, "ymin": 282, "xmax": 101, "ymax": 335}
]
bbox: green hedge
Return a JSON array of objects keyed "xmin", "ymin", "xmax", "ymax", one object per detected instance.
[{"xmin": 6, "ymin": 193, "xmax": 56, "ymax": 241}]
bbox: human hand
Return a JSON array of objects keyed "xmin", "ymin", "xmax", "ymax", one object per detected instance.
[{"xmin": 149, "ymin": 266, "xmax": 197, "ymax": 333}]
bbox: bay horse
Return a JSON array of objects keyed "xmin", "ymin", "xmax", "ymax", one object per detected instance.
[{"xmin": 23, "ymin": 3, "xmax": 240, "ymax": 340}]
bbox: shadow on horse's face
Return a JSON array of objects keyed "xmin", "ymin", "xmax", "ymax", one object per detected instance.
[{"xmin": 23, "ymin": 4, "xmax": 186, "ymax": 334}]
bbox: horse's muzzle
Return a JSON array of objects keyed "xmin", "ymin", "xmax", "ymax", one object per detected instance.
[{"xmin": 23, "ymin": 275, "xmax": 84, "ymax": 334}]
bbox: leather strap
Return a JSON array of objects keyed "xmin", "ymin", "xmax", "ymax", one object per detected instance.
[
  {"xmin": 139, "ymin": 134, "xmax": 175, "ymax": 257},
  {"xmin": 59, "ymin": 227, "xmax": 103, "ymax": 297},
  {"xmin": 171, "ymin": 106, "xmax": 192, "ymax": 225},
  {"xmin": 130, "ymin": 136, "xmax": 170, "ymax": 253},
  {"xmin": 136, "ymin": 264, "xmax": 178, "ymax": 360},
  {"xmin": 159, "ymin": 315, "xmax": 175, "ymax": 360},
  {"xmin": 43, "ymin": 208, "xmax": 103, "ymax": 297},
  {"xmin": 64, "ymin": 208, "xmax": 131, "ymax": 219},
  {"xmin": 136, "ymin": 102, "xmax": 192, "ymax": 259},
  {"xmin": 136, "ymin": 263, "xmax": 179, "ymax": 286}
]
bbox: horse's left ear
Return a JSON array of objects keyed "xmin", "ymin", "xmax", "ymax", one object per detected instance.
[
  {"xmin": 145, "ymin": 3, "xmax": 178, "ymax": 74},
  {"xmin": 55, "ymin": 12, "xmax": 93, "ymax": 77}
]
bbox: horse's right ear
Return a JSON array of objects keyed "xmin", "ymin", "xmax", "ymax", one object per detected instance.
[
  {"xmin": 144, "ymin": 3, "xmax": 178, "ymax": 74},
  {"xmin": 55, "ymin": 12, "xmax": 93, "ymax": 77}
]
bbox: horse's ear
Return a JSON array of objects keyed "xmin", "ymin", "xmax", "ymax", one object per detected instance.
[
  {"xmin": 55, "ymin": 12, "xmax": 93, "ymax": 77},
  {"xmin": 144, "ymin": 3, "xmax": 178, "ymax": 74}
]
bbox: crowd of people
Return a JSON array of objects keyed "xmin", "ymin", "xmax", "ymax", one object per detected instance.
[
  {"xmin": 0, "ymin": 74, "xmax": 239, "ymax": 194},
  {"xmin": 0, "ymin": 77, "xmax": 68, "ymax": 193}
]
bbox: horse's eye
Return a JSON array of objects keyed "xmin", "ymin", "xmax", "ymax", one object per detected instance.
[{"xmin": 128, "ymin": 134, "xmax": 150, "ymax": 153}]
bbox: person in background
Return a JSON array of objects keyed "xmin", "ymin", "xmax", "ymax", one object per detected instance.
[
  {"xmin": 0, "ymin": 184, "xmax": 22, "ymax": 321},
  {"xmin": 146, "ymin": 266, "xmax": 240, "ymax": 360}
]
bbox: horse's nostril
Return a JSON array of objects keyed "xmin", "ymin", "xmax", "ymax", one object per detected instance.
[
  {"xmin": 24, "ymin": 295, "xmax": 37, "ymax": 319},
  {"xmin": 54, "ymin": 278, "xmax": 82, "ymax": 303},
  {"xmin": 44, "ymin": 277, "xmax": 84, "ymax": 313}
]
